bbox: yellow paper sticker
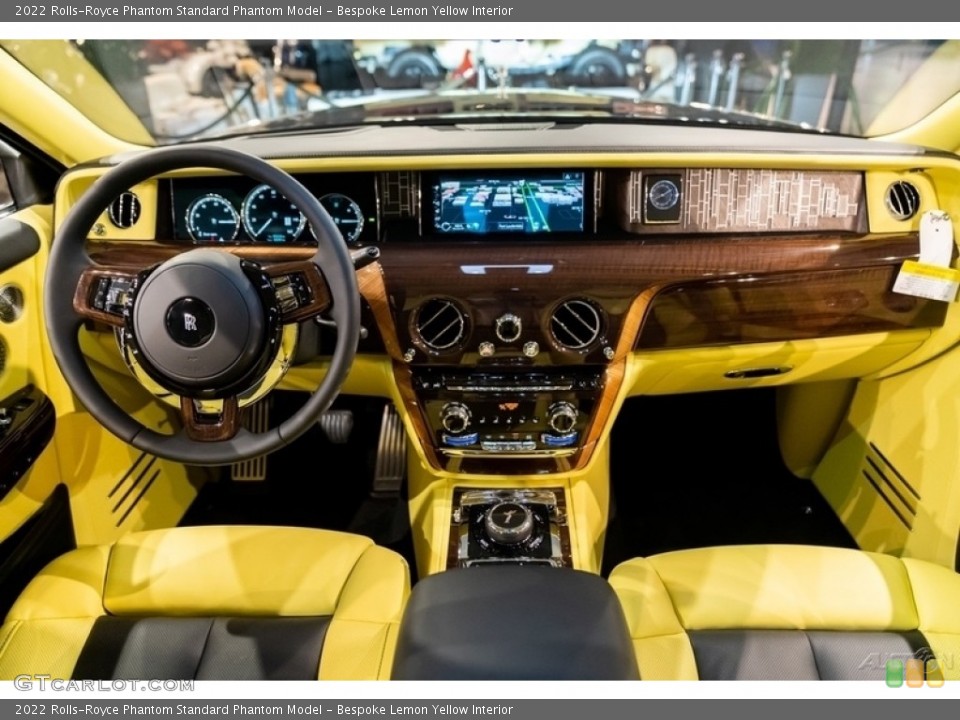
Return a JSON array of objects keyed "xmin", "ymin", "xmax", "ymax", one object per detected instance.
[{"xmin": 894, "ymin": 261, "xmax": 960, "ymax": 302}]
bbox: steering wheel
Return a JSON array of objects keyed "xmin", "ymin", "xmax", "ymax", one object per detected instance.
[{"xmin": 44, "ymin": 146, "xmax": 361, "ymax": 465}]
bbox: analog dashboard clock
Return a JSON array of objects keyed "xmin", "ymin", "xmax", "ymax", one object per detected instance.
[{"xmin": 644, "ymin": 174, "xmax": 683, "ymax": 224}]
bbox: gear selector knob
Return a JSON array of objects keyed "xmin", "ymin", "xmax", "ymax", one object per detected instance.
[{"xmin": 484, "ymin": 502, "xmax": 535, "ymax": 545}]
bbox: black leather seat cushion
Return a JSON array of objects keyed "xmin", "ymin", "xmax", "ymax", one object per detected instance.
[
  {"xmin": 689, "ymin": 629, "xmax": 931, "ymax": 680},
  {"xmin": 73, "ymin": 616, "xmax": 331, "ymax": 680}
]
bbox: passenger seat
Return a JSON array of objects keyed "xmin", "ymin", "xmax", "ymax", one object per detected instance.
[
  {"xmin": 0, "ymin": 526, "xmax": 410, "ymax": 681},
  {"xmin": 609, "ymin": 544, "xmax": 959, "ymax": 680}
]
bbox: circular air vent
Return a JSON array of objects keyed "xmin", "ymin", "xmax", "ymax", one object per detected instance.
[
  {"xmin": 108, "ymin": 191, "xmax": 142, "ymax": 229},
  {"xmin": 549, "ymin": 298, "xmax": 604, "ymax": 351},
  {"xmin": 885, "ymin": 181, "xmax": 921, "ymax": 221},
  {"xmin": 412, "ymin": 298, "xmax": 468, "ymax": 352}
]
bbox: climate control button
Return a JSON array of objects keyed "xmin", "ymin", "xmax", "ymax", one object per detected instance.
[
  {"xmin": 440, "ymin": 402, "xmax": 472, "ymax": 434},
  {"xmin": 547, "ymin": 402, "xmax": 578, "ymax": 434}
]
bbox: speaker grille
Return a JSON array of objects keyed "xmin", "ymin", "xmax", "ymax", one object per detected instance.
[{"xmin": 0, "ymin": 285, "xmax": 23, "ymax": 323}]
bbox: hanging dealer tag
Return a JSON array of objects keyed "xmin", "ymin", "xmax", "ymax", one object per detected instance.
[{"xmin": 893, "ymin": 211, "xmax": 960, "ymax": 302}]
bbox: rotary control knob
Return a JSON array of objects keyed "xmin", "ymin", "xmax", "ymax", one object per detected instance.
[
  {"xmin": 495, "ymin": 313, "xmax": 522, "ymax": 343},
  {"xmin": 484, "ymin": 502, "xmax": 534, "ymax": 545},
  {"xmin": 547, "ymin": 401, "xmax": 578, "ymax": 434},
  {"xmin": 440, "ymin": 402, "xmax": 471, "ymax": 434}
]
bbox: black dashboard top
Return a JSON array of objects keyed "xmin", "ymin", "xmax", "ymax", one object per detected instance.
[{"xmin": 100, "ymin": 120, "xmax": 933, "ymax": 168}]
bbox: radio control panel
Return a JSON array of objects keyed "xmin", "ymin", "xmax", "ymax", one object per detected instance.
[{"xmin": 412, "ymin": 368, "xmax": 603, "ymax": 457}]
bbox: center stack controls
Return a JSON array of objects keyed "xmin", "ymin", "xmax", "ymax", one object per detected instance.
[{"xmin": 411, "ymin": 368, "xmax": 603, "ymax": 456}]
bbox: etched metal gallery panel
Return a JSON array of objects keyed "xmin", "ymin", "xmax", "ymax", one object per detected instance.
[{"xmin": 614, "ymin": 169, "xmax": 865, "ymax": 234}]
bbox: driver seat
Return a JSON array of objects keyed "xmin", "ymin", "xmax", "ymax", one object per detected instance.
[{"xmin": 0, "ymin": 525, "xmax": 410, "ymax": 681}]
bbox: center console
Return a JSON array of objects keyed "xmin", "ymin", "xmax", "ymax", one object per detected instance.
[{"xmin": 447, "ymin": 488, "xmax": 572, "ymax": 569}]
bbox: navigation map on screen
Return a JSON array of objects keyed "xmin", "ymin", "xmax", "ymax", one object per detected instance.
[{"xmin": 432, "ymin": 172, "xmax": 585, "ymax": 234}]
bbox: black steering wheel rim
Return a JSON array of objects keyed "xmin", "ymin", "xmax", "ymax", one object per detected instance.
[{"xmin": 45, "ymin": 145, "xmax": 360, "ymax": 465}]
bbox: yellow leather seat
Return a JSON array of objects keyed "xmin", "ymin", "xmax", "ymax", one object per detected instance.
[
  {"xmin": 0, "ymin": 525, "xmax": 410, "ymax": 681},
  {"xmin": 609, "ymin": 544, "xmax": 960, "ymax": 680}
]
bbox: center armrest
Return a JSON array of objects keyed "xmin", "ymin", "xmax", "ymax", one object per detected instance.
[{"xmin": 391, "ymin": 566, "xmax": 639, "ymax": 680}]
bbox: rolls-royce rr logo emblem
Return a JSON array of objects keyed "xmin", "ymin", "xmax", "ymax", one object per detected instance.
[{"xmin": 165, "ymin": 298, "xmax": 215, "ymax": 348}]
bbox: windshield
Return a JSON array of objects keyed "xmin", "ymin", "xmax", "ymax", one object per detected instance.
[{"xmin": 3, "ymin": 38, "xmax": 958, "ymax": 145}]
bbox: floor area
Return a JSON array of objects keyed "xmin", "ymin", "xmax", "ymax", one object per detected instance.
[
  {"xmin": 601, "ymin": 387, "xmax": 857, "ymax": 574},
  {"xmin": 178, "ymin": 393, "xmax": 417, "ymax": 576},
  {"xmin": 179, "ymin": 387, "xmax": 857, "ymax": 582}
]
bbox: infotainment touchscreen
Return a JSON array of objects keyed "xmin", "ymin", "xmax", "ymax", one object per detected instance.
[{"xmin": 431, "ymin": 171, "xmax": 585, "ymax": 234}]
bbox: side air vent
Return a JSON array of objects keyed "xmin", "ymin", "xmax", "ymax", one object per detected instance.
[
  {"xmin": 885, "ymin": 181, "xmax": 920, "ymax": 221},
  {"xmin": 413, "ymin": 298, "xmax": 468, "ymax": 352},
  {"xmin": 549, "ymin": 298, "xmax": 604, "ymax": 351},
  {"xmin": 108, "ymin": 191, "xmax": 142, "ymax": 229}
]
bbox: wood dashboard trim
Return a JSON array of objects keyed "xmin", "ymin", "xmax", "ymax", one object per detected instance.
[{"xmin": 86, "ymin": 233, "xmax": 941, "ymax": 475}]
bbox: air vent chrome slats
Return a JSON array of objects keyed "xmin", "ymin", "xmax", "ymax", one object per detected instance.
[
  {"xmin": 108, "ymin": 191, "xmax": 142, "ymax": 229},
  {"xmin": 413, "ymin": 298, "xmax": 468, "ymax": 352},
  {"xmin": 885, "ymin": 181, "xmax": 920, "ymax": 221},
  {"xmin": 550, "ymin": 299, "xmax": 603, "ymax": 351}
]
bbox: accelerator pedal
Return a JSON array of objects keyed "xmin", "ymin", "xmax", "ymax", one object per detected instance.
[
  {"xmin": 230, "ymin": 399, "xmax": 270, "ymax": 482},
  {"xmin": 319, "ymin": 410, "xmax": 354, "ymax": 444},
  {"xmin": 372, "ymin": 404, "xmax": 406, "ymax": 499},
  {"xmin": 348, "ymin": 403, "xmax": 411, "ymax": 549}
]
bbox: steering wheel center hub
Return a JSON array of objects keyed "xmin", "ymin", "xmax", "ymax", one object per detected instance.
[
  {"xmin": 165, "ymin": 297, "xmax": 216, "ymax": 347},
  {"xmin": 128, "ymin": 249, "xmax": 280, "ymax": 398}
]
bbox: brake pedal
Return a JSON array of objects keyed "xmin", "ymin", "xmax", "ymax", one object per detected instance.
[
  {"xmin": 372, "ymin": 404, "xmax": 406, "ymax": 498},
  {"xmin": 319, "ymin": 410, "xmax": 354, "ymax": 444},
  {"xmin": 230, "ymin": 399, "xmax": 270, "ymax": 482}
]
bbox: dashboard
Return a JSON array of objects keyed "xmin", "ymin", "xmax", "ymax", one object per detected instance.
[
  {"xmin": 161, "ymin": 166, "xmax": 866, "ymax": 247},
  {"xmin": 70, "ymin": 122, "xmax": 960, "ymax": 475}
]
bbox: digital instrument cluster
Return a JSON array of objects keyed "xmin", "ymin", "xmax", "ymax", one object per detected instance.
[{"xmin": 170, "ymin": 174, "xmax": 376, "ymax": 246}]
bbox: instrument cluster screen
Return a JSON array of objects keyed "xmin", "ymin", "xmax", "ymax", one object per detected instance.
[
  {"xmin": 167, "ymin": 174, "xmax": 378, "ymax": 246},
  {"xmin": 431, "ymin": 171, "xmax": 586, "ymax": 235}
]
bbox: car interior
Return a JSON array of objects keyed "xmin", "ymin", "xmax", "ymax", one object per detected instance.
[{"xmin": 1, "ymin": 38, "xmax": 960, "ymax": 682}]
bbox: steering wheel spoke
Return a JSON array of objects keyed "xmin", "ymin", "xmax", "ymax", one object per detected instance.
[
  {"xmin": 74, "ymin": 266, "xmax": 140, "ymax": 328},
  {"xmin": 264, "ymin": 260, "xmax": 332, "ymax": 323},
  {"xmin": 180, "ymin": 396, "xmax": 240, "ymax": 442}
]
